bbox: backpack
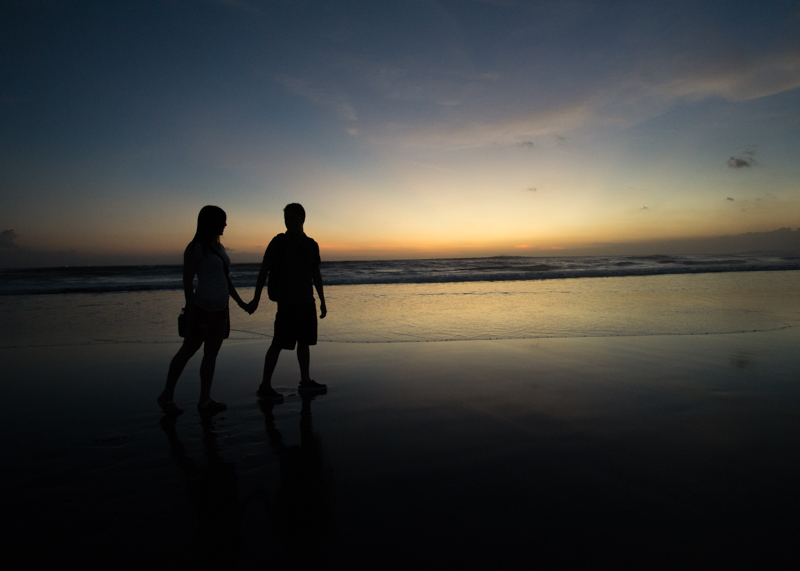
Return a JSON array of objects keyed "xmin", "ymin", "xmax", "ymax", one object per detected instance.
[{"xmin": 267, "ymin": 234, "xmax": 286, "ymax": 302}]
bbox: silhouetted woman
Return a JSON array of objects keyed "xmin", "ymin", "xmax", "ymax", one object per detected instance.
[{"xmin": 158, "ymin": 205, "xmax": 248, "ymax": 415}]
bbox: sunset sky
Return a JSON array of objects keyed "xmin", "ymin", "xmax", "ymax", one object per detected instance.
[{"xmin": 2, "ymin": 0, "xmax": 799, "ymax": 265}]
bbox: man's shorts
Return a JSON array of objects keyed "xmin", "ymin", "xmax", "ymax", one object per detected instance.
[{"xmin": 272, "ymin": 302, "xmax": 317, "ymax": 350}]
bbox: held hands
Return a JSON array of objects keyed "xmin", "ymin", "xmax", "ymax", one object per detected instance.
[
  {"xmin": 245, "ymin": 299, "xmax": 259, "ymax": 315},
  {"xmin": 235, "ymin": 298, "xmax": 258, "ymax": 315}
]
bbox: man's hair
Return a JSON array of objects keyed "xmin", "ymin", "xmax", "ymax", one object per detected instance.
[{"xmin": 284, "ymin": 203, "xmax": 306, "ymax": 219}]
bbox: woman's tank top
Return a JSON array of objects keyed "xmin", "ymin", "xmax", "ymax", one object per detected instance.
[{"xmin": 187, "ymin": 242, "xmax": 230, "ymax": 311}]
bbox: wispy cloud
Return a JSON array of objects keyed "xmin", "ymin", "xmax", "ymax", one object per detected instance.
[
  {"xmin": 367, "ymin": 102, "xmax": 590, "ymax": 149},
  {"xmin": 469, "ymin": 0, "xmax": 529, "ymax": 7},
  {"xmin": 277, "ymin": 5, "xmax": 800, "ymax": 151},
  {"xmin": 697, "ymin": 51, "xmax": 800, "ymax": 102},
  {"xmin": 217, "ymin": 0, "xmax": 261, "ymax": 15},
  {"xmin": 306, "ymin": 44, "xmax": 800, "ymax": 151},
  {"xmin": 276, "ymin": 76, "xmax": 357, "ymax": 121}
]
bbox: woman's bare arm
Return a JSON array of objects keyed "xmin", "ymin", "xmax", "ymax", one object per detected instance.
[
  {"xmin": 227, "ymin": 276, "xmax": 248, "ymax": 312},
  {"xmin": 183, "ymin": 249, "xmax": 199, "ymax": 314}
]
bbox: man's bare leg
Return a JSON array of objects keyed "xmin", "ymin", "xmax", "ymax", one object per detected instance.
[
  {"xmin": 297, "ymin": 342, "xmax": 327, "ymax": 393},
  {"xmin": 297, "ymin": 342, "xmax": 311, "ymax": 383}
]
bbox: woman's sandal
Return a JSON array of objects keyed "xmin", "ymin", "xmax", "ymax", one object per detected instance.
[
  {"xmin": 157, "ymin": 398, "xmax": 184, "ymax": 416},
  {"xmin": 197, "ymin": 399, "xmax": 227, "ymax": 415}
]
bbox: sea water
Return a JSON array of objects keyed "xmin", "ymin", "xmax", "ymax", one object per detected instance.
[
  {"xmin": 1, "ymin": 253, "xmax": 798, "ymax": 295},
  {"xmin": 1, "ymin": 270, "xmax": 798, "ymax": 348}
]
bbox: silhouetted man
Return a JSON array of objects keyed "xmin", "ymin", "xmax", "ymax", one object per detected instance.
[{"xmin": 248, "ymin": 203, "xmax": 327, "ymax": 401}]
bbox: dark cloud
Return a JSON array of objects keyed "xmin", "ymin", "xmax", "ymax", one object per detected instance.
[
  {"xmin": 517, "ymin": 141, "xmax": 535, "ymax": 150},
  {"xmin": 526, "ymin": 186, "xmax": 537, "ymax": 192},
  {"xmin": 728, "ymin": 146, "xmax": 757, "ymax": 169},
  {"xmin": 562, "ymin": 227, "xmax": 800, "ymax": 256},
  {"xmin": 0, "ymin": 229, "xmax": 20, "ymax": 249},
  {"xmin": 726, "ymin": 197, "xmax": 734, "ymax": 201},
  {"xmin": 640, "ymin": 206, "xmax": 648, "ymax": 210},
  {"xmin": 727, "ymin": 156, "xmax": 753, "ymax": 168},
  {"xmin": 0, "ymin": 230, "xmax": 83, "ymax": 268},
  {"xmin": 555, "ymin": 135, "xmax": 569, "ymax": 146}
]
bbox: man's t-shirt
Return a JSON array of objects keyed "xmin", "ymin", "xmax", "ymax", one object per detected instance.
[{"xmin": 264, "ymin": 232, "xmax": 320, "ymax": 304}]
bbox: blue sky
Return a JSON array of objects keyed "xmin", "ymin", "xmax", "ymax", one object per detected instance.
[{"xmin": 2, "ymin": 0, "xmax": 799, "ymax": 265}]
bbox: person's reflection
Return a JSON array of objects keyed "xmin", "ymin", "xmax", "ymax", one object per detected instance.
[
  {"xmin": 260, "ymin": 395, "xmax": 331, "ymax": 557},
  {"xmin": 160, "ymin": 415, "xmax": 262, "ymax": 566}
]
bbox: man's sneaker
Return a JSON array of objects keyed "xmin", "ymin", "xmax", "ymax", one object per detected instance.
[
  {"xmin": 298, "ymin": 380, "xmax": 327, "ymax": 394},
  {"xmin": 257, "ymin": 386, "xmax": 285, "ymax": 402}
]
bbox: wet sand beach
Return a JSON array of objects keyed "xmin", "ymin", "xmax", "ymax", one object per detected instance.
[{"xmin": 3, "ymin": 321, "xmax": 800, "ymax": 568}]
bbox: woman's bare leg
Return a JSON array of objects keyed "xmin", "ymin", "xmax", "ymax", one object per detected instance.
[
  {"xmin": 199, "ymin": 336, "xmax": 224, "ymax": 403},
  {"xmin": 160, "ymin": 336, "xmax": 203, "ymax": 402}
]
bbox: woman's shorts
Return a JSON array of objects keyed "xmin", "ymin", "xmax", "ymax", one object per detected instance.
[
  {"xmin": 272, "ymin": 302, "xmax": 317, "ymax": 350},
  {"xmin": 186, "ymin": 304, "xmax": 230, "ymax": 341}
]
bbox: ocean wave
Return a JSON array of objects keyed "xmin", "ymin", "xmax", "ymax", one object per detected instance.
[
  {"xmin": 1, "ymin": 255, "xmax": 799, "ymax": 295},
  {"xmin": 320, "ymin": 263, "xmax": 800, "ymax": 286},
  {"xmin": 0, "ymin": 282, "xmax": 184, "ymax": 296}
]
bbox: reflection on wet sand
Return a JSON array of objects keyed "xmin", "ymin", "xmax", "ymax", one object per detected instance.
[
  {"xmin": 261, "ymin": 396, "xmax": 331, "ymax": 559},
  {"xmin": 160, "ymin": 415, "xmax": 255, "ymax": 566},
  {"xmin": 160, "ymin": 396, "xmax": 330, "ymax": 566},
  {"xmin": 6, "ymin": 319, "xmax": 800, "ymax": 567}
]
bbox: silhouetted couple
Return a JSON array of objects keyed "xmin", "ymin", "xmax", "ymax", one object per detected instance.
[{"xmin": 157, "ymin": 203, "xmax": 327, "ymax": 416}]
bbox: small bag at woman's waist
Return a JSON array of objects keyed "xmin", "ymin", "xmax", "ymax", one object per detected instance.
[{"xmin": 179, "ymin": 305, "xmax": 230, "ymax": 338}]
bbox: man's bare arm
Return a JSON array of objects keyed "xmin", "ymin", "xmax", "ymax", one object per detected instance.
[
  {"xmin": 313, "ymin": 265, "xmax": 326, "ymax": 319},
  {"xmin": 247, "ymin": 257, "xmax": 270, "ymax": 314}
]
